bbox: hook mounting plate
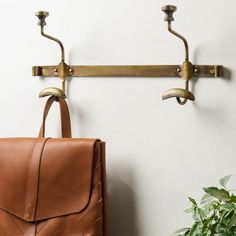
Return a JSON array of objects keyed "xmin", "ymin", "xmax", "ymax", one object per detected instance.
[{"xmin": 32, "ymin": 65, "xmax": 223, "ymax": 78}]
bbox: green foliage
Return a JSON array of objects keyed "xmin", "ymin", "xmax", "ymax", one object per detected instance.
[{"xmin": 172, "ymin": 176, "xmax": 236, "ymax": 236}]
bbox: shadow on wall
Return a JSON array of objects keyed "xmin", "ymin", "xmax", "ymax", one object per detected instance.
[
  {"xmin": 190, "ymin": 46, "xmax": 232, "ymax": 98},
  {"xmin": 108, "ymin": 168, "xmax": 141, "ymax": 236}
]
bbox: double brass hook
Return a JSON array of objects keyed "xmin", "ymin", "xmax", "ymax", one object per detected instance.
[
  {"xmin": 35, "ymin": 11, "xmax": 73, "ymax": 99},
  {"xmin": 33, "ymin": 8, "xmax": 223, "ymax": 105},
  {"xmin": 161, "ymin": 5, "xmax": 197, "ymax": 105}
]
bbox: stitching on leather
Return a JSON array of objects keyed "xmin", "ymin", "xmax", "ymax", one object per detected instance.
[{"xmin": 23, "ymin": 139, "xmax": 37, "ymax": 218}]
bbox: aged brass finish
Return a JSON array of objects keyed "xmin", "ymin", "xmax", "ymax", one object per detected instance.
[
  {"xmin": 35, "ymin": 11, "xmax": 49, "ymax": 26},
  {"xmin": 35, "ymin": 11, "xmax": 71, "ymax": 99},
  {"xmin": 33, "ymin": 10, "xmax": 223, "ymax": 105},
  {"xmin": 162, "ymin": 88, "xmax": 195, "ymax": 101},
  {"xmin": 161, "ymin": 5, "xmax": 176, "ymax": 22},
  {"xmin": 162, "ymin": 80, "xmax": 195, "ymax": 105},
  {"xmin": 32, "ymin": 65, "xmax": 223, "ymax": 78},
  {"xmin": 162, "ymin": 5, "xmax": 196, "ymax": 105},
  {"xmin": 39, "ymin": 87, "xmax": 66, "ymax": 99},
  {"xmin": 35, "ymin": 11, "xmax": 65, "ymax": 62}
]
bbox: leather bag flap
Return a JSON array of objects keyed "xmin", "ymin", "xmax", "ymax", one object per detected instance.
[{"xmin": 0, "ymin": 138, "xmax": 98, "ymax": 221}]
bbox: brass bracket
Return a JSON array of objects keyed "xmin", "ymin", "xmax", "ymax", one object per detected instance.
[
  {"xmin": 54, "ymin": 61, "xmax": 74, "ymax": 79},
  {"xmin": 32, "ymin": 65, "xmax": 223, "ymax": 78}
]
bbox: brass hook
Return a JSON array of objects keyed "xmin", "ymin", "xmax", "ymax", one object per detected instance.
[
  {"xmin": 35, "ymin": 11, "xmax": 73, "ymax": 99},
  {"xmin": 161, "ymin": 5, "xmax": 195, "ymax": 105}
]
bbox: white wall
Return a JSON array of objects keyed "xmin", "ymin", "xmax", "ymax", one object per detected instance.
[{"xmin": 0, "ymin": 0, "xmax": 235, "ymax": 235}]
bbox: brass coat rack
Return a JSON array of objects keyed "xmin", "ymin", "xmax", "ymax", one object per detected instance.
[{"xmin": 33, "ymin": 5, "xmax": 224, "ymax": 105}]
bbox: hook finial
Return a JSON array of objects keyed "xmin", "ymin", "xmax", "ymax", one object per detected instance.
[
  {"xmin": 162, "ymin": 5, "xmax": 176, "ymax": 22},
  {"xmin": 35, "ymin": 11, "xmax": 49, "ymax": 26}
]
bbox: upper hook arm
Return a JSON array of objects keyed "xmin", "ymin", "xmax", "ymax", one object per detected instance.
[
  {"xmin": 35, "ymin": 11, "xmax": 65, "ymax": 62},
  {"xmin": 162, "ymin": 5, "xmax": 189, "ymax": 61}
]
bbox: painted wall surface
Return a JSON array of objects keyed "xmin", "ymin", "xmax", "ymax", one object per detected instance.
[{"xmin": 0, "ymin": 0, "xmax": 235, "ymax": 235}]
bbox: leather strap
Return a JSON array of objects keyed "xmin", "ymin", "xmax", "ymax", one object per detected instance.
[
  {"xmin": 38, "ymin": 96, "xmax": 72, "ymax": 138},
  {"xmin": 24, "ymin": 138, "xmax": 51, "ymax": 221}
]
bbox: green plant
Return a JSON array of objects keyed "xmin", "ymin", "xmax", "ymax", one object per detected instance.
[{"xmin": 173, "ymin": 176, "xmax": 236, "ymax": 236}]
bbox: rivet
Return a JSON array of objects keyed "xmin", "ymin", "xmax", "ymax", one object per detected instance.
[
  {"xmin": 194, "ymin": 68, "xmax": 199, "ymax": 74},
  {"xmin": 210, "ymin": 68, "xmax": 215, "ymax": 74},
  {"xmin": 69, "ymin": 68, "xmax": 74, "ymax": 75},
  {"xmin": 177, "ymin": 67, "xmax": 181, "ymax": 74}
]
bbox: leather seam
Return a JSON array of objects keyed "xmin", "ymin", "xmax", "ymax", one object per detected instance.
[
  {"xmin": 100, "ymin": 143, "xmax": 106, "ymax": 236},
  {"xmin": 23, "ymin": 138, "xmax": 51, "ymax": 220},
  {"xmin": 23, "ymin": 139, "xmax": 37, "ymax": 218},
  {"xmin": 35, "ymin": 220, "xmax": 48, "ymax": 234},
  {"xmin": 33, "ymin": 138, "xmax": 51, "ymax": 220}
]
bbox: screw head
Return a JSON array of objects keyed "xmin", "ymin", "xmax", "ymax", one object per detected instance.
[
  {"xmin": 210, "ymin": 68, "xmax": 215, "ymax": 74},
  {"xmin": 177, "ymin": 66, "xmax": 181, "ymax": 74},
  {"xmin": 194, "ymin": 67, "xmax": 200, "ymax": 75},
  {"xmin": 69, "ymin": 68, "xmax": 74, "ymax": 75}
]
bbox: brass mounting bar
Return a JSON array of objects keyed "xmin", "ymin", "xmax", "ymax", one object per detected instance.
[{"xmin": 32, "ymin": 65, "xmax": 223, "ymax": 78}]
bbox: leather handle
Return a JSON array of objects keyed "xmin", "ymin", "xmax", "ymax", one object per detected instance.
[{"xmin": 38, "ymin": 96, "xmax": 72, "ymax": 138}]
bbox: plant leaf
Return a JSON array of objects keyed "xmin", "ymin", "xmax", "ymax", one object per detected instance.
[
  {"xmin": 219, "ymin": 175, "xmax": 231, "ymax": 189},
  {"xmin": 185, "ymin": 207, "xmax": 193, "ymax": 213},
  {"xmin": 201, "ymin": 193, "xmax": 214, "ymax": 205},
  {"xmin": 203, "ymin": 187, "xmax": 230, "ymax": 201},
  {"xmin": 172, "ymin": 228, "xmax": 190, "ymax": 235},
  {"xmin": 230, "ymin": 194, "xmax": 236, "ymax": 203},
  {"xmin": 188, "ymin": 197, "xmax": 197, "ymax": 206},
  {"xmin": 228, "ymin": 215, "xmax": 236, "ymax": 228},
  {"xmin": 188, "ymin": 222, "xmax": 199, "ymax": 236}
]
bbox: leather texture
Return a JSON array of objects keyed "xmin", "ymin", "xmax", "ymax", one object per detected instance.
[{"xmin": 0, "ymin": 97, "xmax": 109, "ymax": 236}]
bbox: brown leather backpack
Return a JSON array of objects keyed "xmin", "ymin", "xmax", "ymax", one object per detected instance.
[{"xmin": 0, "ymin": 97, "xmax": 109, "ymax": 236}]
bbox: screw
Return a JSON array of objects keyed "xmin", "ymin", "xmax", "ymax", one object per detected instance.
[
  {"xmin": 210, "ymin": 68, "xmax": 215, "ymax": 74},
  {"xmin": 54, "ymin": 68, "xmax": 58, "ymax": 74},
  {"xmin": 194, "ymin": 67, "xmax": 200, "ymax": 74},
  {"xmin": 69, "ymin": 68, "xmax": 74, "ymax": 75},
  {"xmin": 177, "ymin": 67, "xmax": 181, "ymax": 74}
]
